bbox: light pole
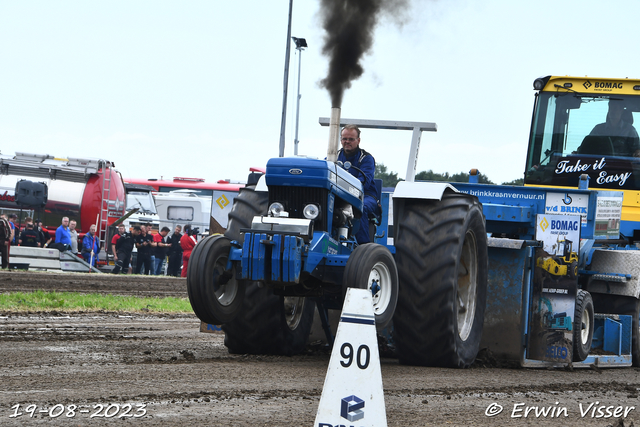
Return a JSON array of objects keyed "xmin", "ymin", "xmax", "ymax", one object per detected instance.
[
  {"xmin": 292, "ymin": 37, "xmax": 307, "ymax": 156},
  {"xmin": 278, "ymin": 0, "xmax": 294, "ymax": 158}
]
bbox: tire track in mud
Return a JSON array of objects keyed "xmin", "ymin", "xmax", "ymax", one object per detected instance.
[
  {"xmin": 3, "ymin": 277, "xmax": 640, "ymax": 425},
  {"xmin": 0, "ymin": 270, "xmax": 187, "ymax": 298}
]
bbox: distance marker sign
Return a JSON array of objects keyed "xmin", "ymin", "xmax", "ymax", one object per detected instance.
[{"xmin": 314, "ymin": 288, "xmax": 387, "ymax": 427}]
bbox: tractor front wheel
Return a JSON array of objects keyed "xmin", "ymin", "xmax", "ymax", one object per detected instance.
[
  {"xmin": 343, "ymin": 243, "xmax": 399, "ymax": 329},
  {"xmin": 187, "ymin": 235, "xmax": 244, "ymax": 325}
]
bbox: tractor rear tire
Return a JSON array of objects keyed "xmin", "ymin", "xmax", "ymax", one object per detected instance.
[
  {"xmin": 224, "ymin": 286, "xmax": 315, "ymax": 356},
  {"xmin": 343, "ymin": 243, "xmax": 398, "ymax": 329},
  {"xmin": 393, "ymin": 193, "xmax": 488, "ymax": 368},
  {"xmin": 225, "ymin": 185, "xmax": 266, "ymax": 239},
  {"xmin": 221, "ymin": 186, "xmax": 314, "ymax": 355},
  {"xmin": 573, "ymin": 289, "xmax": 594, "ymax": 362},
  {"xmin": 187, "ymin": 235, "xmax": 245, "ymax": 325}
]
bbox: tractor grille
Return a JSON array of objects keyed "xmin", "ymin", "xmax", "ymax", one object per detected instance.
[{"xmin": 269, "ymin": 186, "xmax": 328, "ymax": 231}]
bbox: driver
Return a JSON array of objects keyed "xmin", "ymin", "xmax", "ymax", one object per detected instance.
[
  {"xmin": 586, "ymin": 99, "xmax": 640, "ymax": 157},
  {"xmin": 337, "ymin": 124, "xmax": 379, "ymax": 244}
]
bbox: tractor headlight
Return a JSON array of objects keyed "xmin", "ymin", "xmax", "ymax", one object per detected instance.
[
  {"xmin": 268, "ymin": 202, "xmax": 287, "ymax": 217},
  {"xmin": 303, "ymin": 204, "xmax": 320, "ymax": 220}
]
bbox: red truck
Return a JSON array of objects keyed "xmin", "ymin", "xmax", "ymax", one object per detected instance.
[{"xmin": 0, "ymin": 152, "xmax": 126, "ymax": 255}]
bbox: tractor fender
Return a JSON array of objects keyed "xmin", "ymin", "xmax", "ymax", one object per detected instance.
[
  {"xmin": 255, "ymin": 175, "xmax": 269, "ymax": 193},
  {"xmin": 392, "ymin": 181, "xmax": 459, "ymax": 201},
  {"xmin": 391, "ymin": 181, "xmax": 461, "ymax": 245}
]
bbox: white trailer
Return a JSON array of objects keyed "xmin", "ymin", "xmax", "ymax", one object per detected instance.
[{"xmin": 154, "ymin": 190, "xmax": 213, "ymax": 237}]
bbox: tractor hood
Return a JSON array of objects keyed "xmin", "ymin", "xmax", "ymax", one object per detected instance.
[{"xmin": 265, "ymin": 157, "xmax": 364, "ymax": 211}]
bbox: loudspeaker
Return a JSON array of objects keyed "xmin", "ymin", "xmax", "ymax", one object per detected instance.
[{"xmin": 15, "ymin": 180, "xmax": 48, "ymax": 207}]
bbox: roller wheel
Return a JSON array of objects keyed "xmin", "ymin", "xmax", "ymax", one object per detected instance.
[
  {"xmin": 187, "ymin": 235, "xmax": 244, "ymax": 325},
  {"xmin": 393, "ymin": 192, "xmax": 488, "ymax": 368},
  {"xmin": 569, "ymin": 261, "xmax": 578, "ymax": 279},
  {"xmin": 343, "ymin": 243, "xmax": 398, "ymax": 328},
  {"xmin": 572, "ymin": 289, "xmax": 594, "ymax": 362},
  {"xmin": 221, "ymin": 186, "xmax": 314, "ymax": 355}
]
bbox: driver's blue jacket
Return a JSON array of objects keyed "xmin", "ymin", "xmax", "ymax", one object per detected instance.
[
  {"xmin": 337, "ymin": 148, "xmax": 379, "ymax": 244},
  {"xmin": 337, "ymin": 148, "xmax": 378, "ymax": 200}
]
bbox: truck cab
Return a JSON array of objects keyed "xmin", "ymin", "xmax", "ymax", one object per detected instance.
[{"xmin": 525, "ymin": 76, "xmax": 640, "ymax": 240}]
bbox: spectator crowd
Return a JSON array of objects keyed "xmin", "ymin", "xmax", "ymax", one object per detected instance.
[
  {"xmin": 0, "ymin": 213, "xmax": 199, "ymax": 277},
  {"xmin": 111, "ymin": 223, "xmax": 198, "ymax": 277}
]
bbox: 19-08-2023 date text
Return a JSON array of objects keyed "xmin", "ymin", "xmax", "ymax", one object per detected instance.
[{"xmin": 9, "ymin": 403, "xmax": 147, "ymax": 419}]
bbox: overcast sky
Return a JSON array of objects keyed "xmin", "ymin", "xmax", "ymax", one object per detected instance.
[{"xmin": 2, "ymin": 0, "xmax": 639, "ymax": 185}]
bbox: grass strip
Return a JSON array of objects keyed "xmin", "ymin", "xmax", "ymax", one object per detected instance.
[{"xmin": 0, "ymin": 290, "xmax": 193, "ymax": 313}]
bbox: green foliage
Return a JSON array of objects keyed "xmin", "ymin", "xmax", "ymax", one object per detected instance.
[
  {"xmin": 374, "ymin": 163, "xmax": 402, "ymax": 188},
  {"xmin": 414, "ymin": 170, "xmax": 495, "ymax": 185},
  {"xmin": 501, "ymin": 178, "xmax": 524, "ymax": 186},
  {"xmin": 375, "ymin": 165, "xmax": 521, "ymax": 187},
  {"xmin": 0, "ymin": 290, "xmax": 193, "ymax": 313}
]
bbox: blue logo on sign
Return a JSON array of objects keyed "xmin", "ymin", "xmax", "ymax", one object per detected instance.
[
  {"xmin": 341, "ymin": 395, "xmax": 364, "ymax": 421},
  {"xmin": 550, "ymin": 220, "xmax": 579, "ymax": 231}
]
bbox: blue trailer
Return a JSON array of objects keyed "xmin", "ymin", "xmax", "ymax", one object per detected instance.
[{"xmin": 448, "ymin": 179, "xmax": 631, "ymax": 367}]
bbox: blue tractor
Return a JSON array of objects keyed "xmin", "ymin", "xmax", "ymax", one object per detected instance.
[
  {"xmin": 188, "ymin": 78, "xmax": 640, "ymax": 369},
  {"xmin": 187, "ymin": 118, "xmax": 489, "ymax": 367}
]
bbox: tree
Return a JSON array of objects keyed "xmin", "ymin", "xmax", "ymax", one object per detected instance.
[
  {"xmin": 501, "ymin": 178, "xmax": 524, "ymax": 186},
  {"xmin": 414, "ymin": 170, "xmax": 451, "ymax": 182},
  {"xmin": 414, "ymin": 170, "xmax": 495, "ymax": 184},
  {"xmin": 375, "ymin": 163, "xmax": 402, "ymax": 188},
  {"xmin": 374, "ymin": 166, "xmax": 512, "ymax": 187}
]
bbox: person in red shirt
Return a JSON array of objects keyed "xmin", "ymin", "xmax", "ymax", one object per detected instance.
[
  {"xmin": 111, "ymin": 224, "xmax": 125, "ymax": 261},
  {"xmin": 152, "ymin": 226, "xmax": 171, "ymax": 275},
  {"xmin": 180, "ymin": 225, "xmax": 197, "ymax": 278}
]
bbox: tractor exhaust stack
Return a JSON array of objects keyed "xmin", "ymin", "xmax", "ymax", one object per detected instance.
[{"xmin": 327, "ymin": 107, "xmax": 341, "ymax": 163}]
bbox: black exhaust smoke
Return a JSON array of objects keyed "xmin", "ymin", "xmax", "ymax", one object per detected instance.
[{"xmin": 319, "ymin": 0, "xmax": 409, "ymax": 108}]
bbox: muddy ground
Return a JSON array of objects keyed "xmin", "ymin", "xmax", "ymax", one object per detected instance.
[
  {"xmin": 0, "ymin": 270, "xmax": 186, "ymax": 298},
  {"xmin": 2, "ymin": 270, "xmax": 640, "ymax": 426}
]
